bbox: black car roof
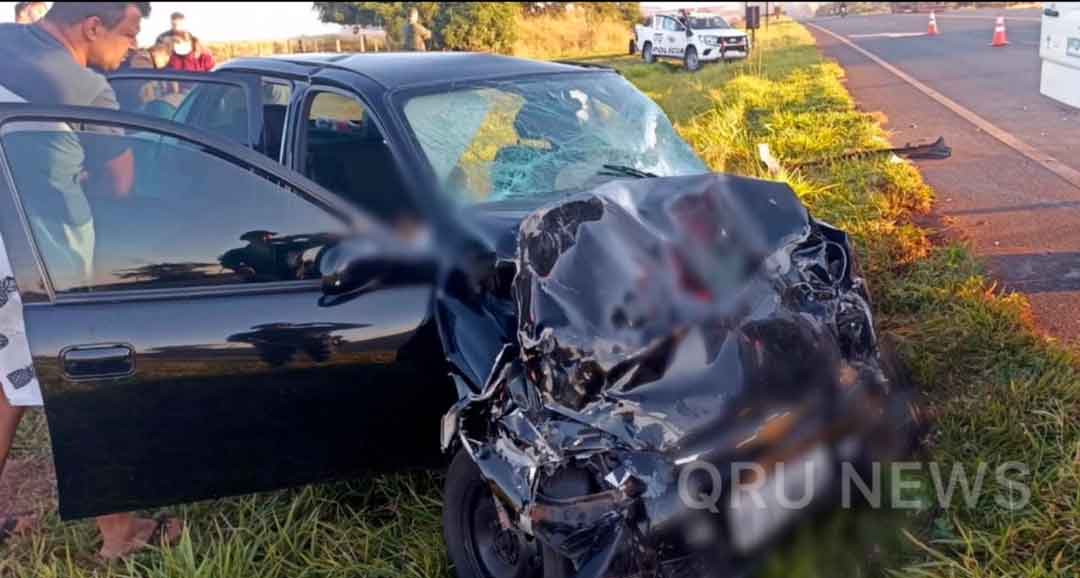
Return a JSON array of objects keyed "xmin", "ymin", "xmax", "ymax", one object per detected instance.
[{"xmin": 219, "ymin": 52, "xmax": 606, "ymax": 90}]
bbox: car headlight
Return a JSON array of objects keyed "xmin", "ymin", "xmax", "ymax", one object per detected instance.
[{"xmin": 702, "ymin": 36, "xmax": 721, "ymax": 46}]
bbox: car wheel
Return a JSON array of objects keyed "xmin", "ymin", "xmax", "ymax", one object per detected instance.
[
  {"xmin": 642, "ymin": 42, "xmax": 655, "ymax": 63},
  {"xmin": 443, "ymin": 449, "xmax": 543, "ymax": 578},
  {"xmin": 684, "ymin": 46, "xmax": 700, "ymax": 72},
  {"xmin": 629, "ymin": 38, "xmax": 637, "ymax": 55}
]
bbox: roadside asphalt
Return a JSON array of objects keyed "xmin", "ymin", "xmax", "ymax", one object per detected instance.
[{"xmin": 806, "ymin": 9, "xmax": 1080, "ymax": 344}]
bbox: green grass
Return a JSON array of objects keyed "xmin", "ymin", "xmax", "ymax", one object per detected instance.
[
  {"xmin": 4, "ymin": 20, "xmax": 1078, "ymax": 578},
  {"xmin": 605, "ymin": 21, "xmax": 1078, "ymax": 578}
]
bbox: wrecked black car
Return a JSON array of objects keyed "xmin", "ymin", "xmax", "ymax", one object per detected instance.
[
  {"xmin": 0, "ymin": 53, "xmax": 914, "ymax": 577},
  {"xmin": 433, "ymin": 175, "xmax": 917, "ymax": 578}
]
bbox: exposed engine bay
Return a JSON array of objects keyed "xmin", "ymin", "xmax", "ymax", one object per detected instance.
[{"xmin": 439, "ymin": 174, "xmax": 917, "ymax": 577}]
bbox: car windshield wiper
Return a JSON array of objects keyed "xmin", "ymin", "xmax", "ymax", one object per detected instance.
[{"xmin": 597, "ymin": 164, "xmax": 658, "ymax": 179}]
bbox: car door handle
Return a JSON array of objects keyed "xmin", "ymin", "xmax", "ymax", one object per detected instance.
[{"xmin": 61, "ymin": 344, "xmax": 135, "ymax": 380}]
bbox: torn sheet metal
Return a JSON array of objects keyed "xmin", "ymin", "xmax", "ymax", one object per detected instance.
[{"xmin": 443, "ymin": 174, "xmax": 914, "ymax": 577}]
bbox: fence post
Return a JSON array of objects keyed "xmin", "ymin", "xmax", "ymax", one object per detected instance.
[
  {"xmin": 360, "ymin": 34, "xmax": 367, "ymax": 53},
  {"xmin": 336, "ymin": 38, "xmax": 342, "ymax": 52}
]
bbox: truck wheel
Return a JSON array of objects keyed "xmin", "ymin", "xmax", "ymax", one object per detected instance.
[
  {"xmin": 642, "ymin": 42, "xmax": 655, "ymax": 64},
  {"xmin": 443, "ymin": 449, "xmax": 542, "ymax": 578},
  {"xmin": 684, "ymin": 46, "xmax": 700, "ymax": 72},
  {"xmin": 629, "ymin": 38, "xmax": 636, "ymax": 55}
]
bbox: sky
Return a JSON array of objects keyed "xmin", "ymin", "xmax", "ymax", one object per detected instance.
[
  {"xmin": 0, "ymin": 2, "xmax": 743, "ymax": 45},
  {"xmin": 0, "ymin": 2, "xmax": 343, "ymax": 45}
]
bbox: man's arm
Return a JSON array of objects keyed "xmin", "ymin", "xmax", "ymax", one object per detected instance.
[{"xmin": 86, "ymin": 85, "xmax": 135, "ymax": 198}]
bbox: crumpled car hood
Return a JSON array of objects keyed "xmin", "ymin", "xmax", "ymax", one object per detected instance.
[{"xmin": 440, "ymin": 174, "xmax": 911, "ymax": 578}]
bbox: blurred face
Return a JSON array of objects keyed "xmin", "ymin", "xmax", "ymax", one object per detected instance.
[
  {"xmin": 18, "ymin": 2, "xmax": 48, "ymax": 23},
  {"xmin": 171, "ymin": 17, "xmax": 186, "ymax": 32},
  {"xmin": 84, "ymin": 5, "xmax": 142, "ymax": 72}
]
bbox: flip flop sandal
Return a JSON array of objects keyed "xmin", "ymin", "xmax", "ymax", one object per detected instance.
[
  {"xmin": 145, "ymin": 514, "xmax": 179, "ymax": 548},
  {"xmin": 0, "ymin": 512, "xmax": 34, "ymax": 547},
  {"xmin": 0, "ymin": 517, "xmax": 18, "ymax": 546}
]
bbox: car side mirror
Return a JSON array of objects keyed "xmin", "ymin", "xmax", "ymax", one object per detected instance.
[
  {"xmin": 319, "ymin": 229, "xmax": 438, "ymax": 306},
  {"xmin": 686, "ymin": 29, "xmax": 693, "ymax": 37}
]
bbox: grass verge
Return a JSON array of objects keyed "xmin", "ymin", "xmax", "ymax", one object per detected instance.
[
  {"xmin": 2, "ymin": 20, "xmax": 1076, "ymax": 578},
  {"xmin": 603, "ymin": 21, "xmax": 1078, "ymax": 578}
]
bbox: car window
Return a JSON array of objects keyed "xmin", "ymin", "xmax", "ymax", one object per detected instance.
[
  {"xmin": 402, "ymin": 73, "xmax": 708, "ymax": 205},
  {"xmin": 663, "ymin": 17, "xmax": 683, "ymax": 32},
  {"xmin": 302, "ymin": 91, "xmax": 416, "ymax": 223},
  {"xmin": 690, "ymin": 16, "xmax": 731, "ymax": 29},
  {"xmin": 0, "ymin": 120, "xmax": 347, "ymax": 294},
  {"xmin": 111, "ymin": 75, "xmax": 291, "ymax": 161}
]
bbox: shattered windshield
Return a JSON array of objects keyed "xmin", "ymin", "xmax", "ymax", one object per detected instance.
[{"xmin": 401, "ymin": 73, "xmax": 708, "ymax": 204}]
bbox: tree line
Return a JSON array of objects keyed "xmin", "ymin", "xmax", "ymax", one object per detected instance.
[{"xmin": 312, "ymin": 2, "xmax": 641, "ymax": 54}]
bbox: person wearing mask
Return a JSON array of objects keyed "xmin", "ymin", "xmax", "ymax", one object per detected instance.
[
  {"xmin": 167, "ymin": 30, "xmax": 215, "ymax": 72},
  {"xmin": 121, "ymin": 39, "xmax": 186, "ymax": 118},
  {"xmin": 13, "ymin": 1, "xmax": 48, "ymax": 24},
  {"xmin": 0, "ymin": 2, "xmax": 183, "ymax": 559},
  {"xmin": 124, "ymin": 37, "xmax": 172, "ymax": 69}
]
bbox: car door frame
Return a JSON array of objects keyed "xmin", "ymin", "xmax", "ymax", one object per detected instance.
[{"xmin": 285, "ymin": 71, "xmax": 442, "ymax": 223}]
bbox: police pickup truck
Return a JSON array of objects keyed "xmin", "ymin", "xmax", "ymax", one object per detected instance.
[{"xmin": 633, "ymin": 12, "xmax": 750, "ymax": 71}]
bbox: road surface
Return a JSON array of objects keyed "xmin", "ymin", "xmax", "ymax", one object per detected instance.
[{"xmin": 806, "ymin": 9, "xmax": 1080, "ymax": 344}]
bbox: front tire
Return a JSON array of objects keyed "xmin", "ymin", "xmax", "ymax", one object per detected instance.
[
  {"xmin": 684, "ymin": 45, "xmax": 700, "ymax": 72},
  {"xmin": 443, "ymin": 450, "xmax": 542, "ymax": 578},
  {"xmin": 642, "ymin": 42, "xmax": 655, "ymax": 63}
]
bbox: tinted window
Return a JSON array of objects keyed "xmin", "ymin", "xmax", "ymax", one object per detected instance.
[
  {"xmin": 0, "ymin": 121, "xmax": 346, "ymax": 294},
  {"xmin": 113, "ymin": 75, "xmax": 292, "ymax": 161},
  {"xmin": 111, "ymin": 78, "xmax": 250, "ymax": 144},
  {"xmin": 302, "ymin": 91, "xmax": 416, "ymax": 223}
]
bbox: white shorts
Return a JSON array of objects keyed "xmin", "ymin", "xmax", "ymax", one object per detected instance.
[{"xmin": 1, "ymin": 235, "xmax": 42, "ymax": 408}]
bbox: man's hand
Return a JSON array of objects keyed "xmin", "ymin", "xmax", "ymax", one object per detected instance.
[{"xmin": 89, "ymin": 148, "xmax": 135, "ymax": 199}]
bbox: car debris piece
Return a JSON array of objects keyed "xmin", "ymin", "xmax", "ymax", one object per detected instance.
[
  {"xmin": 791, "ymin": 136, "xmax": 952, "ymax": 169},
  {"xmin": 441, "ymin": 174, "xmax": 918, "ymax": 577}
]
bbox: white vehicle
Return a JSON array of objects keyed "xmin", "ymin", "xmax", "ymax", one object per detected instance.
[
  {"xmin": 633, "ymin": 13, "xmax": 750, "ymax": 72},
  {"xmin": 1039, "ymin": 2, "xmax": 1080, "ymax": 109}
]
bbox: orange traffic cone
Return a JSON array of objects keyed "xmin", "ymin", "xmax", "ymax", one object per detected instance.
[
  {"xmin": 928, "ymin": 11, "xmax": 939, "ymax": 36},
  {"xmin": 990, "ymin": 16, "xmax": 1008, "ymax": 47}
]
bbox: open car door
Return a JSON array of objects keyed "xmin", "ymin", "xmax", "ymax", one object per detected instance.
[{"xmin": 0, "ymin": 105, "xmax": 452, "ymax": 519}]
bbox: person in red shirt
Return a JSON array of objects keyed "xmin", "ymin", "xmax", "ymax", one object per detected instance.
[{"xmin": 166, "ymin": 30, "xmax": 214, "ymax": 72}]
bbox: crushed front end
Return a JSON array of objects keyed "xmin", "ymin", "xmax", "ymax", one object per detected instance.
[{"xmin": 440, "ymin": 174, "xmax": 918, "ymax": 578}]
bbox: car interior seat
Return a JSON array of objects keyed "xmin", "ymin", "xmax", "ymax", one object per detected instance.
[{"xmin": 304, "ymin": 119, "xmax": 413, "ymax": 222}]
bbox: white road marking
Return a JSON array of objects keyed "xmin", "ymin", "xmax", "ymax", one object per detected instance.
[
  {"xmin": 848, "ymin": 32, "xmax": 928, "ymax": 39},
  {"xmin": 933, "ymin": 14, "xmax": 1041, "ymax": 23},
  {"xmin": 807, "ymin": 22, "xmax": 1080, "ymax": 192}
]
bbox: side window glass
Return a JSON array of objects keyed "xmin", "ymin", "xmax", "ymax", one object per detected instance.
[
  {"xmin": 0, "ymin": 121, "xmax": 346, "ymax": 294},
  {"xmin": 302, "ymin": 91, "xmax": 416, "ymax": 224},
  {"xmin": 111, "ymin": 77, "xmax": 250, "ymax": 146}
]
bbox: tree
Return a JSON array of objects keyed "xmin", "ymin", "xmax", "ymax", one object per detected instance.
[
  {"xmin": 313, "ymin": 2, "xmax": 518, "ymax": 53},
  {"xmin": 517, "ymin": 2, "xmax": 641, "ymax": 24},
  {"xmin": 436, "ymin": 3, "xmax": 519, "ymax": 53}
]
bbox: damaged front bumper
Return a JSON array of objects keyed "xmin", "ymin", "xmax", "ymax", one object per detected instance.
[{"xmin": 441, "ymin": 174, "xmax": 916, "ymax": 577}]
